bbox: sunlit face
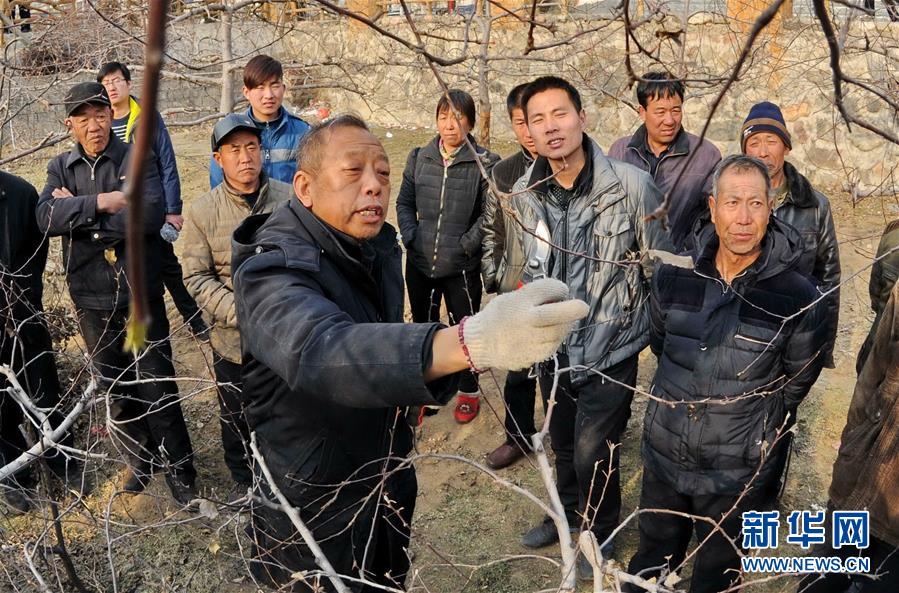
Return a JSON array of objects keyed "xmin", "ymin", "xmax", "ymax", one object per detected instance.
[
  {"xmin": 525, "ymin": 88, "xmax": 586, "ymax": 162},
  {"xmin": 743, "ymin": 132, "xmax": 790, "ymax": 187},
  {"xmin": 213, "ymin": 130, "xmax": 262, "ymax": 190},
  {"xmin": 509, "ymin": 107, "xmax": 536, "ymax": 156},
  {"xmin": 638, "ymin": 92, "xmax": 683, "ymax": 149},
  {"xmin": 436, "ymin": 107, "xmax": 471, "ymax": 152},
  {"xmin": 242, "ymin": 76, "xmax": 286, "ymax": 121},
  {"xmin": 66, "ymin": 104, "xmax": 112, "ymax": 157},
  {"xmin": 294, "ymin": 126, "xmax": 391, "ymax": 241},
  {"xmin": 709, "ymin": 167, "xmax": 772, "ymax": 261},
  {"xmin": 100, "ymin": 71, "xmax": 131, "ymax": 109}
]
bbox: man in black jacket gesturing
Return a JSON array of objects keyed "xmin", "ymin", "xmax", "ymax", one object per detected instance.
[
  {"xmin": 36, "ymin": 82, "xmax": 196, "ymax": 504},
  {"xmin": 625, "ymin": 155, "xmax": 828, "ymax": 593},
  {"xmin": 232, "ymin": 115, "xmax": 587, "ymax": 592}
]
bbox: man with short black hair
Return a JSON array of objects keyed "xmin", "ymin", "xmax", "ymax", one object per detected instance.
[
  {"xmin": 182, "ymin": 114, "xmax": 293, "ymax": 499},
  {"xmin": 481, "ymin": 82, "xmax": 540, "ymax": 469},
  {"xmin": 209, "ymin": 54, "xmax": 309, "ymax": 188},
  {"xmin": 232, "ymin": 114, "xmax": 587, "ymax": 591},
  {"xmin": 511, "ymin": 76, "xmax": 673, "ymax": 578},
  {"xmin": 37, "ymin": 82, "xmax": 196, "ymax": 505},
  {"xmin": 609, "ymin": 71, "xmax": 721, "ymax": 249},
  {"xmin": 625, "ymin": 155, "xmax": 827, "ymax": 593},
  {"xmin": 97, "ymin": 61, "xmax": 208, "ymax": 340}
]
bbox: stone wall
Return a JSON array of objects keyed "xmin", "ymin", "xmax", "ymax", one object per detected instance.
[{"xmin": 3, "ymin": 14, "xmax": 896, "ymax": 194}]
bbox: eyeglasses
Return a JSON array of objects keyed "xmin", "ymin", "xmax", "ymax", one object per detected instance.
[{"xmin": 101, "ymin": 77, "xmax": 128, "ymax": 87}]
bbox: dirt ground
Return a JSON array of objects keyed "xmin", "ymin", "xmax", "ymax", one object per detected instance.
[{"xmin": 1, "ymin": 124, "xmax": 896, "ymax": 593}]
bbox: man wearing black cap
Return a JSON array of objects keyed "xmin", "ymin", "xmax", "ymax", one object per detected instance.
[
  {"xmin": 741, "ymin": 101, "xmax": 840, "ymax": 505},
  {"xmin": 36, "ymin": 82, "xmax": 197, "ymax": 505},
  {"xmin": 181, "ymin": 114, "xmax": 292, "ymax": 500}
]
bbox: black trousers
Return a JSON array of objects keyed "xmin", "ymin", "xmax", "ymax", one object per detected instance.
[
  {"xmin": 537, "ymin": 353, "xmax": 637, "ymax": 539},
  {"xmin": 250, "ymin": 467, "xmax": 417, "ymax": 592},
  {"xmin": 159, "ymin": 238, "xmax": 202, "ymax": 323},
  {"xmin": 405, "ymin": 261, "xmax": 481, "ymax": 393},
  {"xmin": 503, "ymin": 368, "xmax": 537, "ymax": 447},
  {"xmin": 213, "ymin": 351, "xmax": 252, "ymax": 485},
  {"xmin": 0, "ymin": 317, "xmax": 72, "ymax": 487},
  {"xmin": 625, "ymin": 466, "xmax": 767, "ymax": 593},
  {"xmin": 78, "ymin": 299, "xmax": 195, "ymax": 480}
]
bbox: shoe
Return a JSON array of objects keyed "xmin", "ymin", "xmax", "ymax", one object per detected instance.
[
  {"xmin": 521, "ymin": 517, "xmax": 559, "ymax": 549},
  {"xmin": 189, "ymin": 318, "xmax": 210, "ymax": 342},
  {"xmin": 227, "ymin": 481, "xmax": 252, "ymax": 506},
  {"xmin": 123, "ymin": 468, "xmax": 152, "ymax": 494},
  {"xmin": 577, "ymin": 550, "xmax": 594, "ymax": 581},
  {"xmin": 485, "ymin": 442, "xmax": 527, "ymax": 470},
  {"xmin": 454, "ymin": 393, "xmax": 480, "ymax": 424},
  {"xmin": 3, "ymin": 488, "xmax": 34, "ymax": 514},
  {"xmin": 165, "ymin": 474, "xmax": 198, "ymax": 507},
  {"xmin": 50, "ymin": 459, "xmax": 94, "ymax": 497},
  {"xmin": 576, "ymin": 539, "xmax": 614, "ymax": 582}
]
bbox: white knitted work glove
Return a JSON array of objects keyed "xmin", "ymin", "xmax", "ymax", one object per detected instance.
[{"xmin": 460, "ymin": 278, "xmax": 589, "ymax": 372}]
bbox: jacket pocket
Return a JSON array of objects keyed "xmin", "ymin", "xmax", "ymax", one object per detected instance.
[
  {"xmin": 592, "ymin": 213, "xmax": 633, "ymax": 260},
  {"xmin": 742, "ymin": 398, "xmax": 785, "ymax": 467},
  {"xmin": 733, "ymin": 322, "xmax": 783, "ymax": 353},
  {"xmin": 281, "ymin": 435, "xmax": 326, "ymax": 492}
]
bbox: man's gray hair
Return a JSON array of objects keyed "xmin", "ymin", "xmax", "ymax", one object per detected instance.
[
  {"xmin": 295, "ymin": 113, "xmax": 371, "ymax": 174},
  {"xmin": 710, "ymin": 154, "xmax": 772, "ymax": 200}
]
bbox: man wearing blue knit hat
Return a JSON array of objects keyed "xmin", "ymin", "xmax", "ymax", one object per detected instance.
[{"xmin": 741, "ymin": 100, "xmax": 840, "ymax": 505}]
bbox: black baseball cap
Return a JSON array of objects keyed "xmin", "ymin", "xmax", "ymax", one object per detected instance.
[
  {"xmin": 211, "ymin": 114, "xmax": 262, "ymax": 152},
  {"xmin": 64, "ymin": 82, "xmax": 111, "ymax": 116}
]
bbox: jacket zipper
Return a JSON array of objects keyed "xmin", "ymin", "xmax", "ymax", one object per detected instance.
[
  {"xmin": 430, "ymin": 162, "xmax": 449, "ymax": 274},
  {"xmin": 559, "ymin": 198, "xmax": 570, "ymax": 283},
  {"xmin": 734, "ymin": 334, "xmax": 770, "ymax": 346},
  {"xmin": 81, "ymin": 157, "xmax": 99, "ymax": 181}
]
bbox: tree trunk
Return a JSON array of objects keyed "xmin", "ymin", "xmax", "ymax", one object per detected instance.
[
  {"xmin": 219, "ymin": 3, "xmax": 234, "ymax": 114},
  {"xmin": 477, "ymin": 14, "xmax": 491, "ymax": 147}
]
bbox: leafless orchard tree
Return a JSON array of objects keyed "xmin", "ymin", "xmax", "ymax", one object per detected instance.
[{"xmin": 0, "ymin": 0, "xmax": 896, "ymax": 592}]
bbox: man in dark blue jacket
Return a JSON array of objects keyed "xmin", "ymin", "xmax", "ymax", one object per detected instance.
[
  {"xmin": 97, "ymin": 61, "xmax": 208, "ymax": 340},
  {"xmin": 232, "ymin": 115, "xmax": 587, "ymax": 592},
  {"xmin": 36, "ymin": 82, "xmax": 196, "ymax": 505},
  {"xmin": 209, "ymin": 55, "xmax": 309, "ymax": 188},
  {"xmin": 625, "ymin": 155, "xmax": 828, "ymax": 593}
]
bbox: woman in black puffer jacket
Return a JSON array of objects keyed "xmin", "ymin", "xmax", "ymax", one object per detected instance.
[{"xmin": 395, "ymin": 89, "xmax": 499, "ymax": 424}]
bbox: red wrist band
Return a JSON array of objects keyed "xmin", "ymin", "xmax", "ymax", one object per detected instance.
[{"xmin": 457, "ymin": 316, "xmax": 485, "ymax": 374}]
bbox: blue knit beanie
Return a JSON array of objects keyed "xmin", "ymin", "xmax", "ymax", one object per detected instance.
[{"xmin": 740, "ymin": 101, "xmax": 792, "ymax": 151}]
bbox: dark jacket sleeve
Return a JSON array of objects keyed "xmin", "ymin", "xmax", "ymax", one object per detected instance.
[
  {"xmin": 649, "ymin": 268, "xmax": 668, "ymax": 357},
  {"xmin": 813, "ymin": 194, "xmax": 840, "ymax": 366},
  {"xmin": 36, "ymin": 158, "xmax": 99, "ymax": 236},
  {"xmin": 869, "ymin": 222, "xmax": 899, "ymax": 316},
  {"xmin": 607, "ymin": 137, "xmax": 628, "ymax": 160},
  {"xmin": 633, "ymin": 170, "xmax": 675, "ymax": 279},
  {"xmin": 480, "ymin": 175, "xmax": 504, "ymax": 294},
  {"xmin": 14, "ymin": 181, "xmax": 49, "ymax": 310},
  {"xmin": 97, "ymin": 157, "xmax": 166, "ymax": 238},
  {"xmin": 395, "ymin": 148, "xmax": 420, "ymax": 248},
  {"xmin": 235, "ymin": 251, "xmax": 457, "ymax": 407},
  {"xmin": 460, "ymin": 151, "xmax": 499, "ymax": 258},
  {"xmin": 153, "ymin": 112, "xmax": 182, "ymax": 215},
  {"xmin": 782, "ymin": 294, "xmax": 828, "ymax": 410}
]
